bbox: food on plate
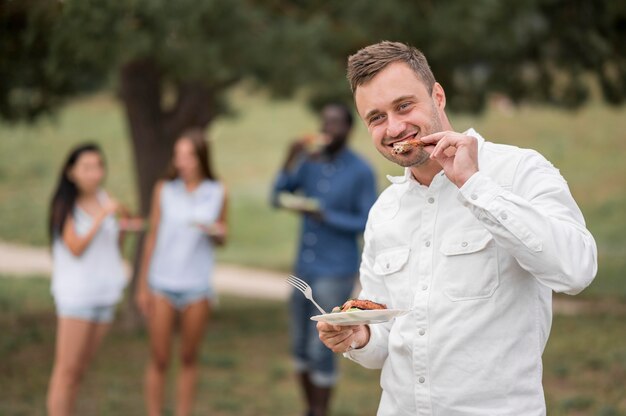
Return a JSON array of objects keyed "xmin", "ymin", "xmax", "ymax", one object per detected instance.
[
  {"xmin": 332, "ymin": 299, "xmax": 387, "ymax": 313},
  {"xmin": 392, "ymin": 137, "xmax": 423, "ymax": 155}
]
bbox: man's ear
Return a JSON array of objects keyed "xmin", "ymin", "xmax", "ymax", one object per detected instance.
[{"xmin": 431, "ymin": 82, "xmax": 446, "ymax": 110}]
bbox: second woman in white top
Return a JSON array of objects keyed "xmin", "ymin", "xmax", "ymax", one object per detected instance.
[{"xmin": 136, "ymin": 129, "xmax": 227, "ymax": 416}]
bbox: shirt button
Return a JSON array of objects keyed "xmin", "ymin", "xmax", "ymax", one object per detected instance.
[
  {"xmin": 471, "ymin": 193, "xmax": 478, "ymax": 200},
  {"xmin": 419, "ymin": 377, "xmax": 425, "ymax": 383},
  {"xmin": 421, "ymin": 284, "xmax": 428, "ymax": 291},
  {"xmin": 425, "ymin": 241, "xmax": 431, "ymax": 247},
  {"xmin": 427, "ymin": 197, "xmax": 435, "ymax": 204},
  {"xmin": 500, "ymin": 212, "xmax": 508, "ymax": 220},
  {"xmin": 419, "ymin": 329, "xmax": 426, "ymax": 336},
  {"xmin": 461, "ymin": 241, "xmax": 468, "ymax": 247},
  {"xmin": 385, "ymin": 263, "xmax": 390, "ymax": 270}
]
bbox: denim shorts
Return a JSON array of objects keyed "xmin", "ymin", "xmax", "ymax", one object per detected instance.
[
  {"xmin": 150, "ymin": 285, "xmax": 213, "ymax": 311},
  {"xmin": 290, "ymin": 276, "xmax": 355, "ymax": 387},
  {"xmin": 56, "ymin": 304, "xmax": 116, "ymax": 323}
]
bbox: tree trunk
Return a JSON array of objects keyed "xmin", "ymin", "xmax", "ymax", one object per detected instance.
[
  {"xmin": 119, "ymin": 59, "xmax": 172, "ymax": 216},
  {"xmin": 118, "ymin": 58, "xmax": 218, "ymax": 325}
]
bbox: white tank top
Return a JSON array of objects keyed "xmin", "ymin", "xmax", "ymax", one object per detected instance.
[
  {"xmin": 149, "ymin": 179, "xmax": 224, "ymax": 292},
  {"xmin": 51, "ymin": 190, "xmax": 127, "ymax": 308}
]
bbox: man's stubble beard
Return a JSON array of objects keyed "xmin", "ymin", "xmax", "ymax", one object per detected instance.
[{"xmin": 381, "ymin": 101, "xmax": 443, "ymax": 168}]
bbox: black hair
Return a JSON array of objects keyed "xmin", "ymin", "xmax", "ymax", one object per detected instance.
[
  {"xmin": 48, "ymin": 143, "xmax": 104, "ymax": 243},
  {"xmin": 326, "ymin": 102, "xmax": 354, "ymax": 128}
]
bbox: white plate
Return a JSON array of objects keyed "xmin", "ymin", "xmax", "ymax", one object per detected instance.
[
  {"xmin": 310, "ymin": 309, "xmax": 409, "ymax": 326},
  {"xmin": 277, "ymin": 193, "xmax": 320, "ymax": 212}
]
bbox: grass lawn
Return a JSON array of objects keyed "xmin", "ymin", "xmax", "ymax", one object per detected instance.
[
  {"xmin": 0, "ymin": 90, "xmax": 625, "ymax": 292},
  {"xmin": 0, "ymin": 277, "xmax": 625, "ymax": 415}
]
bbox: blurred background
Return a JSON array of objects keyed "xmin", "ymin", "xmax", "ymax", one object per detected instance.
[{"xmin": 1, "ymin": 0, "xmax": 625, "ymax": 415}]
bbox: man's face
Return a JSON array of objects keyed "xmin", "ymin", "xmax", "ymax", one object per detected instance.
[
  {"xmin": 321, "ymin": 105, "xmax": 351, "ymax": 145},
  {"xmin": 354, "ymin": 62, "xmax": 446, "ymax": 167}
]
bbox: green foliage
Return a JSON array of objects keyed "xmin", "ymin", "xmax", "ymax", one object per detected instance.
[{"xmin": 2, "ymin": 0, "xmax": 625, "ymax": 122}]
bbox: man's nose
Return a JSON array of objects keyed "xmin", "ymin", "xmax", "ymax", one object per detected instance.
[{"xmin": 386, "ymin": 115, "xmax": 406, "ymax": 138}]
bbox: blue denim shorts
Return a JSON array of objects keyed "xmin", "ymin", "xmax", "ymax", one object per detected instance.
[
  {"xmin": 290, "ymin": 276, "xmax": 355, "ymax": 387},
  {"xmin": 150, "ymin": 285, "xmax": 213, "ymax": 311},
  {"xmin": 56, "ymin": 304, "xmax": 116, "ymax": 323}
]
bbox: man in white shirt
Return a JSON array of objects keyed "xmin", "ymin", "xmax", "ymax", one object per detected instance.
[{"xmin": 317, "ymin": 41, "xmax": 598, "ymax": 415}]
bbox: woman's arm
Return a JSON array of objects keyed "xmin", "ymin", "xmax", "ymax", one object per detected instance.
[
  {"xmin": 202, "ymin": 188, "xmax": 228, "ymax": 246},
  {"xmin": 61, "ymin": 199, "xmax": 118, "ymax": 257},
  {"xmin": 116, "ymin": 201, "xmax": 146, "ymax": 249},
  {"xmin": 135, "ymin": 181, "xmax": 164, "ymax": 317}
]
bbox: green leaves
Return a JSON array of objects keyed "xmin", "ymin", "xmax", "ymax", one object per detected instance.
[{"xmin": 1, "ymin": 0, "xmax": 625, "ymax": 122}]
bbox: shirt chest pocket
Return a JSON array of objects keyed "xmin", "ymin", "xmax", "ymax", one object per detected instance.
[
  {"xmin": 439, "ymin": 229, "xmax": 499, "ymax": 302},
  {"xmin": 373, "ymin": 247, "xmax": 412, "ymax": 309}
]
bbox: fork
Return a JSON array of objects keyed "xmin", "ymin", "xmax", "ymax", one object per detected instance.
[{"xmin": 286, "ymin": 275, "xmax": 328, "ymax": 314}]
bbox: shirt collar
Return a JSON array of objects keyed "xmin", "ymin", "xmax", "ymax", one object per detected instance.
[{"xmin": 386, "ymin": 128, "xmax": 485, "ymax": 185}]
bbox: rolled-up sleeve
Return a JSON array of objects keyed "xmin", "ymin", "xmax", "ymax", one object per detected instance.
[{"xmin": 458, "ymin": 151, "xmax": 598, "ymax": 295}]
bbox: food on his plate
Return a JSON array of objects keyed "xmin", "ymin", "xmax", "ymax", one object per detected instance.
[
  {"xmin": 332, "ymin": 299, "xmax": 387, "ymax": 313},
  {"xmin": 392, "ymin": 137, "xmax": 423, "ymax": 155}
]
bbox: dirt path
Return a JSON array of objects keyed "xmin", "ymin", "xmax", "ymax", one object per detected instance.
[
  {"xmin": 0, "ymin": 240, "xmax": 289, "ymax": 300},
  {"xmin": 1, "ymin": 240, "xmax": 611, "ymax": 314}
]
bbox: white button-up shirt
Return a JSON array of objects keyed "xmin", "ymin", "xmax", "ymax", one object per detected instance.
[{"xmin": 346, "ymin": 129, "xmax": 597, "ymax": 416}]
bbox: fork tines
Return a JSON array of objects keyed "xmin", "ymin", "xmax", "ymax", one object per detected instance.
[{"xmin": 287, "ymin": 274, "xmax": 307, "ymax": 291}]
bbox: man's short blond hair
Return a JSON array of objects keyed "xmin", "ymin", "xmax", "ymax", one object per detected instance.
[{"xmin": 347, "ymin": 41, "xmax": 436, "ymax": 94}]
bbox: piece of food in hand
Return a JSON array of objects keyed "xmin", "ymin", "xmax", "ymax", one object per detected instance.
[
  {"xmin": 332, "ymin": 299, "xmax": 388, "ymax": 313},
  {"xmin": 303, "ymin": 133, "xmax": 330, "ymax": 153},
  {"xmin": 392, "ymin": 138, "xmax": 423, "ymax": 155}
]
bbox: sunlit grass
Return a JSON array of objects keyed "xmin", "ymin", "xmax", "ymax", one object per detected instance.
[
  {"xmin": 0, "ymin": 90, "xmax": 624, "ymax": 293},
  {"xmin": 0, "ymin": 278, "xmax": 624, "ymax": 415}
]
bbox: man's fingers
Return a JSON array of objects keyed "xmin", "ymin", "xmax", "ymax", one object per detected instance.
[
  {"xmin": 419, "ymin": 131, "xmax": 448, "ymax": 145},
  {"xmin": 317, "ymin": 322, "xmax": 360, "ymax": 352},
  {"xmin": 430, "ymin": 132, "xmax": 469, "ymax": 159},
  {"xmin": 430, "ymin": 134, "xmax": 454, "ymax": 159}
]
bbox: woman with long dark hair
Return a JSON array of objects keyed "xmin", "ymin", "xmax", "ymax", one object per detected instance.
[
  {"xmin": 136, "ymin": 129, "xmax": 228, "ymax": 416},
  {"xmin": 46, "ymin": 143, "xmax": 134, "ymax": 416}
]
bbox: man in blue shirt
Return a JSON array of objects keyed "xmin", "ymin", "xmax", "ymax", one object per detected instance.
[{"xmin": 272, "ymin": 103, "xmax": 377, "ymax": 416}]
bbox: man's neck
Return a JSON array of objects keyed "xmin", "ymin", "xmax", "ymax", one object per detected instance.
[
  {"xmin": 409, "ymin": 160, "xmax": 443, "ymax": 187},
  {"xmin": 323, "ymin": 140, "xmax": 347, "ymax": 158}
]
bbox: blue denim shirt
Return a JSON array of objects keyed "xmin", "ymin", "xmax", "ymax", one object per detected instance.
[{"xmin": 272, "ymin": 148, "xmax": 377, "ymax": 281}]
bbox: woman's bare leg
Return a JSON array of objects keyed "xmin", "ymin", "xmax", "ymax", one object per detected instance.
[
  {"xmin": 145, "ymin": 296, "xmax": 177, "ymax": 416},
  {"xmin": 47, "ymin": 318, "xmax": 109, "ymax": 416},
  {"xmin": 175, "ymin": 299, "xmax": 210, "ymax": 416}
]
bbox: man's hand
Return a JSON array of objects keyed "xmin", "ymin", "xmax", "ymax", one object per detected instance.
[
  {"xmin": 283, "ymin": 140, "xmax": 308, "ymax": 171},
  {"xmin": 421, "ymin": 131, "xmax": 479, "ymax": 188},
  {"xmin": 317, "ymin": 322, "xmax": 370, "ymax": 353}
]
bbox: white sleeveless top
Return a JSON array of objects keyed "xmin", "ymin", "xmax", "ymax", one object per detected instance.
[
  {"xmin": 149, "ymin": 179, "xmax": 224, "ymax": 292},
  {"xmin": 51, "ymin": 190, "xmax": 127, "ymax": 308}
]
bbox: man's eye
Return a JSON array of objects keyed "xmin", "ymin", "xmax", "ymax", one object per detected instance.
[
  {"xmin": 398, "ymin": 102, "xmax": 412, "ymax": 111},
  {"xmin": 369, "ymin": 114, "xmax": 384, "ymax": 125}
]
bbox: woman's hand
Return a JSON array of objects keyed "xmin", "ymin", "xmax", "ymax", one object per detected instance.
[
  {"xmin": 135, "ymin": 287, "xmax": 154, "ymax": 319},
  {"xmin": 96, "ymin": 198, "xmax": 121, "ymax": 222},
  {"xmin": 200, "ymin": 222, "xmax": 227, "ymax": 245}
]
